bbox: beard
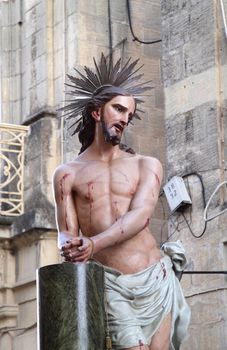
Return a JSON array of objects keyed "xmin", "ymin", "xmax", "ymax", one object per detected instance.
[{"xmin": 100, "ymin": 113, "xmax": 121, "ymax": 146}]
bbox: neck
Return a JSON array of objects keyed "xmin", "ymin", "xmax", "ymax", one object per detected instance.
[
  {"xmin": 90, "ymin": 139, "xmax": 121, "ymax": 162},
  {"xmin": 89, "ymin": 122, "xmax": 122, "ymax": 161}
]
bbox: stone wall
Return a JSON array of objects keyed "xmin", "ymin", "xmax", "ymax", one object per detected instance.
[{"xmin": 161, "ymin": 0, "xmax": 227, "ymax": 348}]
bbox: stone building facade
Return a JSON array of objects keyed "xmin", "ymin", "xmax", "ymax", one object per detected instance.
[
  {"xmin": 161, "ymin": 1, "xmax": 227, "ymax": 349},
  {"xmin": 0, "ymin": 0, "xmax": 227, "ymax": 349}
]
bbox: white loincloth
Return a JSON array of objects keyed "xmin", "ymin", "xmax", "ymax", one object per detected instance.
[{"xmin": 104, "ymin": 241, "xmax": 190, "ymax": 349}]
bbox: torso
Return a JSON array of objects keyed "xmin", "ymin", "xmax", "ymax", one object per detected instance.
[{"xmin": 62, "ymin": 152, "xmax": 161, "ymax": 273}]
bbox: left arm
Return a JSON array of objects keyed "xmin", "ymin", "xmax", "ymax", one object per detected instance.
[{"xmin": 91, "ymin": 156, "xmax": 163, "ymax": 253}]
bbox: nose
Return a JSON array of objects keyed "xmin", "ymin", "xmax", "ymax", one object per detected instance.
[
  {"xmin": 120, "ymin": 113, "xmax": 129, "ymax": 125},
  {"xmin": 120, "ymin": 119, "xmax": 127, "ymax": 127}
]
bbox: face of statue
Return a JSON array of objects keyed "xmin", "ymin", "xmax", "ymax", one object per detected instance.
[{"xmin": 100, "ymin": 95, "xmax": 135, "ymax": 146}]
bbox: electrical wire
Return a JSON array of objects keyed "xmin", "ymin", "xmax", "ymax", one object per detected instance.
[
  {"xmin": 164, "ymin": 173, "xmax": 227, "ymax": 237},
  {"xmin": 180, "ymin": 211, "xmax": 207, "ymax": 239},
  {"xmin": 204, "ymin": 180, "xmax": 227, "ymax": 222},
  {"xmin": 164, "ymin": 226, "xmax": 180, "ymax": 242},
  {"xmin": 161, "ymin": 211, "xmax": 185, "ymax": 244},
  {"xmin": 220, "ymin": 0, "xmax": 227, "ymax": 39},
  {"xmin": 108, "ymin": 0, "xmax": 113, "ymax": 54},
  {"xmin": 183, "ymin": 270, "xmax": 227, "ymax": 274},
  {"xmin": 182, "ymin": 172, "xmax": 206, "ymax": 208},
  {"xmin": 184, "ymin": 286, "xmax": 227, "ymax": 298},
  {"xmin": 180, "ymin": 172, "xmax": 208, "ymax": 238},
  {"xmin": 126, "ymin": 0, "xmax": 162, "ymax": 45}
]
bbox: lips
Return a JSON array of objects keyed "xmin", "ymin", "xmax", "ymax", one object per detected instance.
[{"xmin": 113, "ymin": 123, "xmax": 124, "ymax": 133}]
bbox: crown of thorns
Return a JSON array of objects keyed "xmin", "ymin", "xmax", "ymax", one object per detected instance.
[{"xmin": 61, "ymin": 53, "xmax": 151, "ymax": 135}]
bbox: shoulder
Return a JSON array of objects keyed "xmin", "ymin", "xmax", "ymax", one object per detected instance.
[
  {"xmin": 52, "ymin": 161, "xmax": 80, "ymax": 185},
  {"xmin": 137, "ymin": 155, "xmax": 163, "ymax": 183},
  {"xmin": 121, "ymin": 153, "xmax": 163, "ymax": 174},
  {"xmin": 137, "ymin": 155, "xmax": 162, "ymax": 169},
  {"xmin": 53, "ymin": 162, "xmax": 71, "ymax": 178}
]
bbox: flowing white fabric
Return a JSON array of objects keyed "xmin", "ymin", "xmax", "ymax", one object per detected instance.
[{"xmin": 104, "ymin": 241, "xmax": 190, "ymax": 349}]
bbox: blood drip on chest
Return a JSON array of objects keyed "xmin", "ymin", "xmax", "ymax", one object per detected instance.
[
  {"xmin": 113, "ymin": 200, "xmax": 119, "ymax": 221},
  {"xmin": 120, "ymin": 216, "xmax": 125, "ymax": 234},
  {"xmin": 86, "ymin": 182, "xmax": 94, "ymax": 225}
]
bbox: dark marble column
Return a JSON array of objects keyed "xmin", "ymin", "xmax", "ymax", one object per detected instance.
[{"xmin": 37, "ymin": 261, "xmax": 106, "ymax": 350}]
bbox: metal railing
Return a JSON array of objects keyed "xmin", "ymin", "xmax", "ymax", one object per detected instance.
[{"xmin": 0, "ymin": 123, "xmax": 29, "ymax": 216}]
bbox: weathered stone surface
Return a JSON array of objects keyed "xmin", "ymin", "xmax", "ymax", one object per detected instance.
[
  {"xmin": 12, "ymin": 208, "xmax": 56, "ymax": 236},
  {"xmin": 23, "ymin": 114, "xmax": 61, "ymax": 213},
  {"xmin": 161, "ymin": 0, "xmax": 215, "ymax": 87},
  {"xmin": 165, "ymin": 101, "xmax": 220, "ymax": 176},
  {"xmin": 161, "ymin": 1, "xmax": 227, "ymax": 349},
  {"xmin": 181, "ymin": 290, "xmax": 227, "ymax": 350},
  {"xmin": 14, "ymin": 329, "xmax": 37, "ymax": 350}
]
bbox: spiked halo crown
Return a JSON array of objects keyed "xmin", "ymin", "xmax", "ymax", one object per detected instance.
[{"xmin": 61, "ymin": 53, "xmax": 152, "ymax": 136}]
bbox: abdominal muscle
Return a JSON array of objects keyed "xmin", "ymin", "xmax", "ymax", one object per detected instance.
[
  {"xmin": 93, "ymin": 229, "xmax": 162, "ymax": 274},
  {"xmin": 77, "ymin": 199, "xmax": 162, "ymax": 274},
  {"xmin": 73, "ymin": 165, "xmax": 161, "ymax": 274}
]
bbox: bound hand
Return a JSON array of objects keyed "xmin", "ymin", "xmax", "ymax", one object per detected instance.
[{"xmin": 61, "ymin": 237, "xmax": 94, "ymax": 263}]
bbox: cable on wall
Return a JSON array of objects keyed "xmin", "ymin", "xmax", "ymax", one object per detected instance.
[
  {"xmin": 204, "ymin": 180, "xmax": 227, "ymax": 222},
  {"xmin": 164, "ymin": 173, "xmax": 227, "ymax": 238},
  {"xmin": 108, "ymin": 0, "xmax": 113, "ymax": 55},
  {"xmin": 126, "ymin": 0, "xmax": 162, "ymax": 45},
  {"xmin": 182, "ymin": 172, "xmax": 206, "ymax": 208},
  {"xmin": 181, "ymin": 172, "xmax": 207, "ymax": 238},
  {"xmin": 220, "ymin": 0, "xmax": 227, "ymax": 39},
  {"xmin": 180, "ymin": 211, "xmax": 207, "ymax": 239}
]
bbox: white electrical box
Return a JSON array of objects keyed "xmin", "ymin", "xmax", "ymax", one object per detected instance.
[{"xmin": 163, "ymin": 176, "xmax": 192, "ymax": 213}]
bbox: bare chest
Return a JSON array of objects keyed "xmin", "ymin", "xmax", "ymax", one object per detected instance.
[{"xmin": 73, "ymin": 161, "xmax": 139, "ymax": 201}]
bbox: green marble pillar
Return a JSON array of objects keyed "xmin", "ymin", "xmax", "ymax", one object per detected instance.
[{"xmin": 37, "ymin": 261, "xmax": 106, "ymax": 350}]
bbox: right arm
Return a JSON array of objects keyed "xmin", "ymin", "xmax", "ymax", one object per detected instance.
[
  {"xmin": 53, "ymin": 165, "xmax": 95, "ymax": 262},
  {"xmin": 53, "ymin": 165, "xmax": 79, "ymax": 249}
]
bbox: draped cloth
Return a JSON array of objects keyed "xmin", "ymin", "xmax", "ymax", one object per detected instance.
[{"xmin": 104, "ymin": 241, "xmax": 190, "ymax": 349}]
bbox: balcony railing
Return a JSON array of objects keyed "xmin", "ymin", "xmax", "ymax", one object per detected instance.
[{"xmin": 0, "ymin": 123, "xmax": 29, "ymax": 216}]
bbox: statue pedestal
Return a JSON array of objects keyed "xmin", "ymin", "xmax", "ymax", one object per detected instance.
[{"xmin": 37, "ymin": 261, "xmax": 106, "ymax": 350}]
